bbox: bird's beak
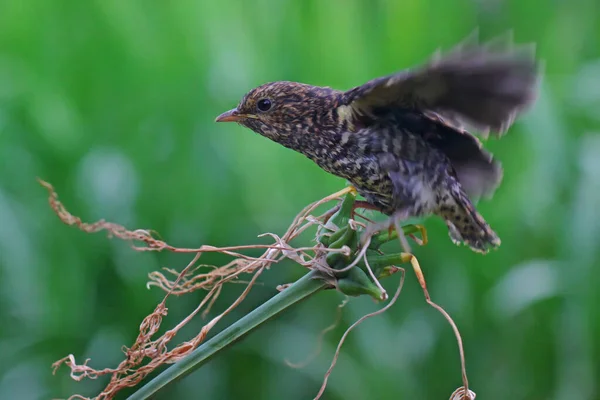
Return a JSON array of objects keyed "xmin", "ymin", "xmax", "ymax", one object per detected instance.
[{"xmin": 215, "ymin": 108, "xmax": 243, "ymax": 123}]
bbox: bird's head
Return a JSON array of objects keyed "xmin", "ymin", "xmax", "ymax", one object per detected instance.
[{"xmin": 215, "ymin": 81, "xmax": 341, "ymax": 146}]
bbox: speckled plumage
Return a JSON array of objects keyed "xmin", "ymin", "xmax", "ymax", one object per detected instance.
[{"xmin": 216, "ymin": 34, "xmax": 540, "ymax": 253}]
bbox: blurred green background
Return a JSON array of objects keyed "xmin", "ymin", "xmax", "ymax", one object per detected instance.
[{"xmin": 1, "ymin": 0, "xmax": 599, "ymax": 399}]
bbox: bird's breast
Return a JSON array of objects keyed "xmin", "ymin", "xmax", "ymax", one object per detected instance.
[
  {"xmin": 298, "ymin": 125, "xmax": 447, "ymax": 216},
  {"xmin": 301, "ymin": 129, "xmax": 395, "ymax": 202}
]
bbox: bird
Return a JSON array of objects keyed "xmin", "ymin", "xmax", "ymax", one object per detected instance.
[{"xmin": 215, "ymin": 33, "xmax": 540, "ymax": 253}]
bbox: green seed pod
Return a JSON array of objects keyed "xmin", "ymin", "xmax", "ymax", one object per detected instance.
[
  {"xmin": 319, "ymin": 224, "xmax": 347, "ymax": 247},
  {"xmin": 359, "ymin": 252, "xmax": 407, "ymax": 277},
  {"xmin": 376, "ymin": 265, "xmax": 402, "ymax": 279},
  {"xmin": 318, "ymin": 192, "xmax": 356, "ymax": 245},
  {"xmin": 368, "ymin": 230, "xmax": 398, "ymax": 250},
  {"xmin": 367, "ymin": 224, "xmax": 423, "ymax": 250},
  {"xmin": 325, "ymin": 227, "xmax": 356, "ymax": 268},
  {"xmin": 336, "ymin": 266, "xmax": 385, "ymax": 301}
]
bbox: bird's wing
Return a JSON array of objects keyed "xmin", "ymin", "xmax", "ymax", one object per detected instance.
[
  {"xmin": 341, "ymin": 31, "xmax": 540, "ymax": 138},
  {"xmin": 422, "ymin": 112, "xmax": 503, "ymax": 200}
]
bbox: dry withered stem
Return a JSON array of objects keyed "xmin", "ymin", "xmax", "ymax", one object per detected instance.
[
  {"xmin": 41, "ymin": 179, "xmax": 472, "ymax": 400},
  {"xmin": 42, "ymin": 180, "xmax": 358, "ymax": 399}
]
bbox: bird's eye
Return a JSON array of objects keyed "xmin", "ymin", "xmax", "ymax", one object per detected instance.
[{"xmin": 256, "ymin": 98, "xmax": 272, "ymax": 112}]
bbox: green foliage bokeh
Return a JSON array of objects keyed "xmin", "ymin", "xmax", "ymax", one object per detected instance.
[{"xmin": 1, "ymin": 1, "xmax": 599, "ymax": 399}]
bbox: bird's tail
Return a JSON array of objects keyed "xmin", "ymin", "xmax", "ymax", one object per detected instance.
[{"xmin": 440, "ymin": 190, "xmax": 500, "ymax": 253}]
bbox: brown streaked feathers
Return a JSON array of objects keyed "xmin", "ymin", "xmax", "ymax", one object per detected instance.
[{"xmin": 216, "ymin": 33, "xmax": 540, "ymax": 253}]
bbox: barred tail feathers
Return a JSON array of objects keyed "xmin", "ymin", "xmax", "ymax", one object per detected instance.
[{"xmin": 440, "ymin": 191, "xmax": 500, "ymax": 253}]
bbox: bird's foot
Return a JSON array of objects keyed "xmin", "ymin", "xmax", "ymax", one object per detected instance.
[
  {"xmin": 324, "ymin": 185, "xmax": 357, "ymax": 203},
  {"xmin": 352, "ymin": 200, "xmax": 380, "ymax": 212},
  {"xmin": 391, "ymin": 210, "xmax": 412, "ymax": 254},
  {"xmin": 406, "ymin": 224, "xmax": 428, "ymax": 246},
  {"xmin": 351, "ymin": 200, "xmax": 381, "ymax": 222}
]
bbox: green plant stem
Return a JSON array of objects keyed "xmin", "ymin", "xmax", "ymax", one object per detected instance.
[{"xmin": 128, "ymin": 270, "xmax": 328, "ymax": 400}]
